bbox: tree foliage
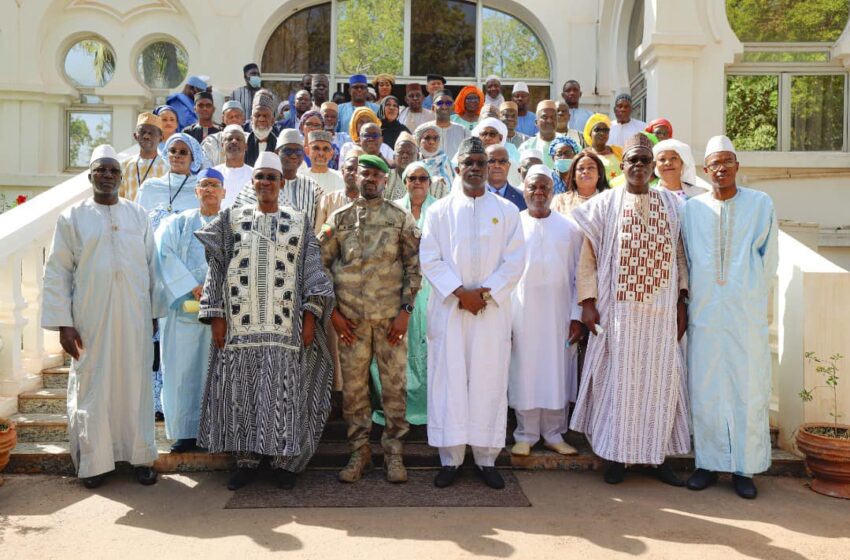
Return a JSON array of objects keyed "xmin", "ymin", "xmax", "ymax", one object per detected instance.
[
  {"xmin": 139, "ymin": 41, "xmax": 188, "ymax": 89},
  {"xmin": 68, "ymin": 117, "xmax": 90, "ymax": 167},
  {"xmin": 336, "ymin": 0, "xmax": 404, "ymax": 75},
  {"xmin": 78, "ymin": 40, "xmax": 115, "ymax": 86},
  {"xmin": 725, "ymin": 75, "xmax": 778, "ymax": 151},
  {"xmin": 790, "ymin": 75, "xmax": 845, "ymax": 151},
  {"xmin": 410, "ymin": 0, "xmax": 476, "ymax": 76},
  {"xmin": 482, "ymin": 9, "xmax": 549, "ymax": 79},
  {"xmin": 726, "ymin": 0, "xmax": 849, "ymax": 42}
]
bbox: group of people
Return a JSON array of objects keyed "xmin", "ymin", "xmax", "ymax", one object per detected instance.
[{"xmin": 41, "ymin": 63, "xmax": 777, "ymax": 502}]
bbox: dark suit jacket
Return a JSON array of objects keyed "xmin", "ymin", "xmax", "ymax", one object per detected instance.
[
  {"xmin": 245, "ymin": 131, "xmax": 279, "ymax": 167},
  {"xmin": 493, "ymin": 183, "xmax": 527, "ymax": 211}
]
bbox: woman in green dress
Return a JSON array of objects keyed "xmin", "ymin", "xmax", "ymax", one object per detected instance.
[{"xmin": 370, "ymin": 161, "xmax": 435, "ymax": 425}]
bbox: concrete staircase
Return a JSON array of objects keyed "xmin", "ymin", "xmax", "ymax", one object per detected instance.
[{"xmin": 6, "ymin": 364, "xmax": 806, "ymax": 476}]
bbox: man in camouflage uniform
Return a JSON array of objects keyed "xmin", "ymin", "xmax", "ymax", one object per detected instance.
[{"xmin": 319, "ymin": 154, "xmax": 421, "ymax": 483}]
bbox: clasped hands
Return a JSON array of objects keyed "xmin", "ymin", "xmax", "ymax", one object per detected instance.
[{"xmin": 454, "ymin": 286, "xmax": 490, "ymax": 315}]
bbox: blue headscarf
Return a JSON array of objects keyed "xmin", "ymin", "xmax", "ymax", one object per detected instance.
[
  {"xmin": 153, "ymin": 105, "xmax": 177, "ymax": 118},
  {"xmin": 164, "ymin": 132, "xmax": 205, "ymax": 174},
  {"xmin": 548, "ymin": 135, "xmax": 581, "ymax": 159}
]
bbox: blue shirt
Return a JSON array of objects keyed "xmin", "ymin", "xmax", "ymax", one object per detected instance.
[
  {"xmin": 423, "ymin": 95, "xmax": 434, "ymax": 110},
  {"xmin": 515, "ymin": 112, "xmax": 539, "ymax": 136}
]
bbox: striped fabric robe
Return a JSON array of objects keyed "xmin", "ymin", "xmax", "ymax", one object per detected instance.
[
  {"xmin": 569, "ymin": 187, "xmax": 690, "ymax": 465},
  {"xmin": 195, "ymin": 204, "xmax": 334, "ymax": 471}
]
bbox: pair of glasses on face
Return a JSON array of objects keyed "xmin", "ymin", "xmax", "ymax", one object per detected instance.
[
  {"xmin": 169, "ymin": 148, "xmax": 190, "ymax": 156},
  {"xmin": 198, "ymin": 182, "xmax": 223, "ymax": 190},
  {"xmin": 254, "ymin": 173, "xmax": 281, "ymax": 181},
  {"xmin": 479, "ymin": 130, "xmax": 499, "ymax": 138},
  {"xmin": 361, "ymin": 133, "xmax": 382, "ymax": 140},
  {"xmin": 462, "ymin": 159, "xmax": 487, "ymax": 168},
  {"xmin": 624, "ymin": 155, "xmax": 653, "ymax": 166},
  {"xmin": 280, "ymin": 148, "xmax": 303, "ymax": 156},
  {"xmin": 706, "ymin": 160, "xmax": 737, "ymax": 172},
  {"xmin": 422, "ymin": 135, "xmax": 440, "ymax": 143},
  {"xmin": 406, "ymin": 175, "xmax": 429, "ymax": 183},
  {"xmin": 488, "ymin": 158, "xmax": 509, "ymax": 165},
  {"xmin": 435, "ymin": 100, "xmax": 453, "ymax": 108},
  {"xmin": 593, "ymin": 127, "xmax": 610, "ymax": 134}
]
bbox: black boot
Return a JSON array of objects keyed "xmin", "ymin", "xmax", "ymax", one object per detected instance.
[
  {"xmin": 656, "ymin": 462, "xmax": 684, "ymax": 487},
  {"xmin": 434, "ymin": 466, "xmax": 459, "ymax": 488},
  {"xmin": 134, "ymin": 466, "xmax": 158, "ymax": 486},
  {"xmin": 604, "ymin": 462, "xmax": 626, "ymax": 484},
  {"xmin": 686, "ymin": 468, "xmax": 718, "ymax": 491},
  {"xmin": 170, "ymin": 438, "xmax": 196, "ymax": 453},
  {"xmin": 227, "ymin": 467, "xmax": 257, "ymax": 491},
  {"xmin": 732, "ymin": 474, "xmax": 758, "ymax": 499},
  {"xmin": 82, "ymin": 473, "xmax": 108, "ymax": 489},
  {"xmin": 275, "ymin": 469, "xmax": 297, "ymax": 490},
  {"xmin": 475, "ymin": 466, "xmax": 505, "ymax": 489}
]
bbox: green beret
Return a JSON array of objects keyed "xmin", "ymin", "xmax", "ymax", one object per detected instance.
[{"xmin": 358, "ymin": 154, "xmax": 389, "ymax": 174}]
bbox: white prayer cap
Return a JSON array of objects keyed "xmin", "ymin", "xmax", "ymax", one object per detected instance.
[
  {"xmin": 90, "ymin": 144, "xmax": 118, "ymax": 164},
  {"xmin": 484, "ymin": 74, "xmax": 501, "ymax": 84},
  {"xmin": 704, "ymin": 135, "xmax": 736, "ymax": 160},
  {"xmin": 525, "ymin": 164, "xmax": 553, "ymax": 182},
  {"xmin": 512, "ymin": 82, "xmax": 529, "ymax": 94},
  {"xmin": 275, "ymin": 128, "xmax": 303, "ymax": 150},
  {"xmin": 222, "ymin": 124, "xmax": 247, "ymax": 139},
  {"xmin": 254, "ymin": 151, "xmax": 282, "ymax": 174},
  {"xmin": 472, "ymin": 117, "xmax": 507, "ymax": 145},
  {"xmin": 519, "ymin": 148, "xmax": 544, "ymax": 163}
]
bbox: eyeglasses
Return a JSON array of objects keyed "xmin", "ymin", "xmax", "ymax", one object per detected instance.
[
  {"xmin": 169, "ymin": 148, "xmax": 190, "ymax": 156},
  {"xmin": 280, "ymin": 147, "xmax": 304, "ymax": 156},
  {"xmin": 361, "ymin": 133, "xmax": 382, "ymax": 140},
  {"xmin": 435, "ymin": 100, "xmax": 453, "ymax": 107},
  {"xmin": 592, "ymin": 127, "xmax": 610, "ymax": 134},
  {"xmin": 254, "ymin": 173, "xmax": 281, "ymax": 181},
  {"xmin": 624, "ymin": 155, "xmax": 653, "ymax": 165},
  {"xmin": 461, "ymin": 159, "xmax": 487, "ymax": 168},
  {"xmin": 406, "ymin": 175, "xmax": 429, "ymax": 183},
  {"xmin": 422, "ymin": 135, "xmax": 440, "ymax": 142},
  {"xmin": 479, "ymin": 130, "xmax": 500, "ymax": 137},
  {"xmin": 706, "ymin": 160, "xmax": 737, "ymax": 172},
  {"xmin": 198, "ymin": 182, "xmax": 223, "ymax": 190},
  {"xmin": 487, "ymin": 158, "xmax": 509, "ymax": 165}
]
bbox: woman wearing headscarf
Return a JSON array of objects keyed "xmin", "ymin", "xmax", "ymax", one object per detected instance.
[
  {"xmin": 653, "ymin": 138, "xmax": 710, "ymax": 204},
  {"xmin": 583, "ymin": 113, "xmax": 623, "ymax": 181},
  {"xmin": 339, "ymin": 106, "xmax": 395, "ymax": 163},
  {"xmin": 548, "ymin": 136, "xmax": 581, "ymax": 195},
  {"xmin": 378, "ymin": 95, "xmax": 410, "ymax": 149},
  {"xmin": 136, "ymin": 131, "xmax": 206, "ymax": 421},
  {"xmin": 414, "ymin": 122, "xmax": 454, "ymax": 191},
  {"xmin": 154, "ymin": 105, "xmax": 180, "ymax": 156},
  {"xmin": 645, "ymin": 118, "xmax": 673, "ymax": 141},
  {"xmin": 369, "ymin": 161, "xmax": 436, "ymax": 426},
  {"xmin": 450, "ymin": 85, "xmax": 484, "ymax": 131},
  {"xmin": 373, "ymin": 73, "xmax": 395, "ymax": 103}
]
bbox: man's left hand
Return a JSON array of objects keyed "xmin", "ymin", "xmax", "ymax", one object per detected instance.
[
  {"xmin": 302, "ymin": 311, "xmax": 316, "ymax": 347},
  {"xmin": 386, "ymin": 311, "xmax": 410, "ymax": 345},
  {"xmin": 568, "ymin": 320, "xmax": 588, "ymax": 345}
]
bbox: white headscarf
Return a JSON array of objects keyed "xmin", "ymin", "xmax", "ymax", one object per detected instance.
[
  {"xmin": 472, "ymin": 117, "xmax": 508, "ymax": 146},
  {"xmin": 653, "ymin": 139, "xmax": 700, "ymax": 186}
]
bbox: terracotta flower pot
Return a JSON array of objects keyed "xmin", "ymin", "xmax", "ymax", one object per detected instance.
[
  {"xmin": 0, "ymin": 420, "xmax": 17, "ymax": 486},
  {"xmin": 796, "ymin": 422, "xmax": 850, "ymax": 499}
]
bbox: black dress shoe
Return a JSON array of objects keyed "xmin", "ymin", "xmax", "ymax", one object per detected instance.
[
  {"xmin": 686, "ymin": 468, "xmax": 718, "ymax": 491},
  {"xmin": 154, "ymin": 411, "xmax": 164, "ymax": 422},
  {"xmin": 170, "ymin": 438, "xmax": 197, "ymax": 453},
  {"xmin": 82, "ymin": 473, "xmax": 107, "ymax": 489},
  {"xmin": 604, "ymin": 462, "xmax": 626, "ymax": 484},
  {"xmin": 434, "ymin": 466, "xmax": 459, "ymax": 488},
  {"xmin": 475, "ymin": 466, "xmax": 505, "ymax": 489},
  {"xmin": 732, "ymin": 474, "xmax": 758, "ymax": 499},
  {"xmin": 656, "ymin": 462, "xmax": 685, "ymax": 487},
  {"xmin": 227, "ymin": 467, "xmax": 257, "ymax": 491},
  {"xmin": 134, "ymin": 466, "xmax": 158, "ymax": 486},
  {"xmin": 275, "ymin": 469, "xmax": 297, "ymax": 490}
]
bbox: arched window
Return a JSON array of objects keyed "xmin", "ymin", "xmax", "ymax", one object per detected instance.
[
  {"xmin": 725, "ymin": 0, "xmax": 850, "ymax": 152},
  {"xmin": 63, "ymin": 38, "xmax": 116, "ymax": 88},
  {"xmin": 260, "ymin": 0, "xmax": 551, "ymax": 102},
  {"xmin": 137, "ymin": 40, "xmax": 189, "ymax": 90}
]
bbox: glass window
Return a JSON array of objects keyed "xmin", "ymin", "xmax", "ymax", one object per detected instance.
[
  {"xmin": 741, "ymin": 51, "xmax": 830, "ymax": 63},
  {"xmin": 411, "ymin": 0, "xmax": 476, "ymax": 77},
  {"xmin": 64, "ymin": 39, "xmax": 115, "ymax": 88},
  {"xmin": 725, "ymin": 75, "xmax": 779, "ymax": 151},
  {"xmin": 791, "ymin": 74, "xmax": 845, "ymax": 151},
  {"xmin": 481, "ymin": 8, "xmax": 549, "ymax": 79},
  {"xmin": 68, "ymin": 111, "xmax": 112, "ymax": 168},
  {"xmin": 336, "ymin": 0, "xmax": 404, "ymax": 75},
  {"xmin": 262, "ymin": 3, "xmax": 331, "ymax": 74},
  {"xmin": 137, "ymin": 41, "xmax": 189, "ymax": 89},
  {"xmin": 726, "ymin": 0, "xmax": 849, "ymax": 42}
]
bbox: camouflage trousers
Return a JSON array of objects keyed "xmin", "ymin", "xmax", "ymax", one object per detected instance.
[{"xmin": 339, "ymin": 318, "xmax": 409, "ymax": 454}]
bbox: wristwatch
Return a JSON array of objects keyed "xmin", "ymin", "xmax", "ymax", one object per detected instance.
[{"xmin": 401, "ymin": 303, "xmax": 414, "ymax": 314}]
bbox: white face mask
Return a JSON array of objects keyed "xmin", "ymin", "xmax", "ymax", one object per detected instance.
[{"xmin": 420, "ymin": 147, "xmax": 440, "ymax": 158}]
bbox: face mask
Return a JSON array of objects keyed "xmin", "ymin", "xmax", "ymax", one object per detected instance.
[
  {"xmin": 554, "ymin": 158, "xmax": 572, "ymax": 173},
  {"xmin": 248, "ymin": 75, "xmax": 262, "ymax": 88}
]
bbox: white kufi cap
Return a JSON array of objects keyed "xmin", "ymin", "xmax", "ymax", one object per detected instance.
[
  {"xmin": 512, "ymin": 81, "xmax": 529, "ymax": 94},
  {"xmin": 520, "ymin": 148, "xmax": 544, "ymax": 162},
  {"xmin": 704, "ymin": 135, "xmax": 736, "ymax": 160},
  {"xmin": 275, "ymin": 128, "xmax": 303, "ymax": 150},
  {"xmin": 254, "ymin": 151, "xmax": 283, "ymax": 174},
  {"xmin": 90, "ymin": 144, "xmax": 118, "ymax": 164},
  {"xmin": 525, "ymin": 164, "xmax": 553, "ymax": 181}
]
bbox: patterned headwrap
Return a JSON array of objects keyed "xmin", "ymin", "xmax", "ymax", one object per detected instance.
[
  {"xmin": 298, "ymin": 109, "xmax": 324, "ymax": 131},
  {"xmin": 348, "ymin": 107, "xmax": 381, "ymax": 141},
  {"xmin": 548, "ymin": 135, "xmax": 581, "ymax": 159},
  {"xmin": 622, "ymin": 133, "xmax": 654, "ymax": 156},
  {"xmin": 164, "ymin": 132, "xmax": 205, "ymax": 174},
  {"xmin": 583, "ymin": 113, "xmax": 612, "ymax": 146},
  {"xmin": 645, "ymin": 118, "xmax": 673, "ymax": 138},
  {"xmin": 413, "ymin": 122, "xmax": 441, "ymax": 144},
  {"xmin": 401, "ymin": 160, "xmax": 431, "ymax": 182},
  {"xmin": 374, "ymin": 73, "xmax": 395, "ymax": 86},
  {"xmin": 454, "ymin": 85, "xmax": 484, "ymax": 116},
  {"xmin": 252, "ymin": 89, "xmax": 276, "ymax": 113},
  {"xmin": 456, "ymin": 136, "xmax": 486, "ymax": 158},
  {"xmin": 377, "ymin": 95, "xmax": 400, "ymax": 121}
]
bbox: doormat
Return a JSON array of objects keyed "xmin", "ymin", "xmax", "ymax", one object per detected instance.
[{"xmin": 225, "ymin": 469, "xmax": 531, "ymax": 509}]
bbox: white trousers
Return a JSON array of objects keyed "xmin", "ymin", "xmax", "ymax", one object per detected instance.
[
  {"xmin": 514, "ymin": 408, "xmax": 567, "ymax": 445},
  {"xmin": 438, "ymin": 445, "xmax": 502, "ymax": 467}
]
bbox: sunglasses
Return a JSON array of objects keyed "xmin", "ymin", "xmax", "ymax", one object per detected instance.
[
  {"xmin": 406, "ymin": 175, "xmax": 429, "ymax": 183},
  {"xmin": 488, "ymin": 158, "xmax": 509, "ymax": 165},
  {"xmin": 168, "ymin": 148, "xmax": 190, "ymax": 156},
  {"xmin": 479, "ymin": 130, "xmax": 500, "ymax": 137},
  {"xmin": 593, "ymin": 127, "xmax": 610, "ymax": 134},
  {"xmin": 361, "ymin": 133, "xmax": 382, "ymax": 140},
  {"xmin": 624, "ymin": 155, "xmax": 653, "ymax": 165},
  {"xmin": 280, "ymin": 147, "xmax": 304, "ymax": 156},
  {"xmin": 422, "ymin": 135, "xmax": 440, "ymax": 142},
  {"xmin": 435, "ymin": 100, "xmax": 453, "ymax": 107},
  {"xmin": 254, "ymin": 173, "xmax": 281, "ymax": 181}
]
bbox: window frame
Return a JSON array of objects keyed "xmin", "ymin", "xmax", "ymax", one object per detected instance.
[{"xmin": 65, "ymin": 106, "xmax": 114, "ymax": 172}]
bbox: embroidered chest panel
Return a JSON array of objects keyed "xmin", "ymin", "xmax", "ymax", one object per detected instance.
[
  {"xmin": 616, "ymin": 192, "xmax": 673, "ymax": 304},
  {"xmin": 226, "ymin": 207, "xmax": 303, "ymax": 337}
]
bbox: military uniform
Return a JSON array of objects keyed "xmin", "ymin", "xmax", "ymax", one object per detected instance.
[{"xmin": 320, "ymin": 197, "xmax": 421, "ymax": 455}]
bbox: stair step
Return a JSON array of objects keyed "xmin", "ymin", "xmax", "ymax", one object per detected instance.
[
  {"xmin": 18, "ymin": 388, "xmax": 67, "ymax": 414},
  {"xmin": 42, "ymin": 367, "xmax": 69, "ymax": 389},
  {"xmin": 10, "ymin": 413, "xmax": 168, "ymax": 443}
]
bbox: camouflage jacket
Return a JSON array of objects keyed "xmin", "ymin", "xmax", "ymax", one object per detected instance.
[{"xmin": 319, "ymin": 197, "xmax": 421, "ymax": 320}]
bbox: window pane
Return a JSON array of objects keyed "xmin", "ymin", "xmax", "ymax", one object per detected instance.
[
  {"xmin": 336, "ymin": 0, "xmax": 403, "ymax": 75},
  {"xmin": 741, "ymin": 51, "xmax": 830, "ymax": 63},
  {"xmin": 791, "ymin": 75, "xmax": 845, "ymax": 151},
  {"xmin": 727, "ymin": 0, "xmax": 849, "ymax": 42},
  {"xmin": 481, "ymin": 8, "xmax": 549, "ymax": 79},
  {"xmin": 411, "ymin": 0, "xmax": 476, "ymax": 77},
  {"xmin": 137, "ymin": 41, "xmax": 188, "ymax": 89},
  {"xmin": 64, "ymin": 39, "xmax": 115, "ymax": 88},
  {"xmin": 725, "ymin": 75, "xmax": 778, "ymax": 151},
  {"xmin": 68, "ymin": 112, "xmax": 112, "ymax": 168},
  {"xmin": 262, "ymin": 3, "xmax": 331, "ymax": 74}
]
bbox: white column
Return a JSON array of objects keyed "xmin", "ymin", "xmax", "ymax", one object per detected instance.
[{"xmin": 0, "ymin": 252, "xmax": 26, "ymax": 416}]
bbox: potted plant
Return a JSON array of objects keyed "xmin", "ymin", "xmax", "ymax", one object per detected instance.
[
  {"xmin": 0, "ymin": 417, "xmax": 16, "ymax": 486},
  {"xmin": 796, "ymin": 352, "xmax": 850, "ymax": 499}
]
